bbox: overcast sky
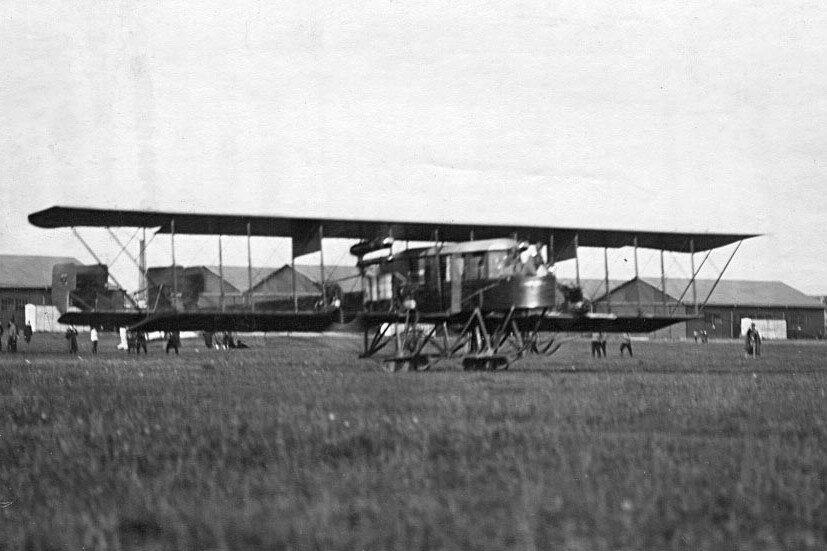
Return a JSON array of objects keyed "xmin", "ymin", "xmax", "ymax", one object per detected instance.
[{"xmin": 1, "ymin": 1, "xmax": 825, "ymax": 293}]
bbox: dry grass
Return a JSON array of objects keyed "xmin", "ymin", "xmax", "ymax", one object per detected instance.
[{"xmin": 2, "ymin": 333, "xmax": 826, "ymax": 549}]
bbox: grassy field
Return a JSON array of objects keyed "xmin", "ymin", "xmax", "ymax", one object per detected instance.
[{"xmin": 1, "ymin": 332, "xmax": 826, "ymax": 550}]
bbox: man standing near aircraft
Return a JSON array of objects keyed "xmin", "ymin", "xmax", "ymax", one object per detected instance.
[
  {"xmin": 7, "ymin": 318, "xmax": 18, "ymax": 353},
  {"xmin": 23, "ymin": 322, "xmax": 33, "ymax": 348},
  {"xmin": 66, "ymin": 326, "xmax": 78, "ymax": 354},
  {"xmin": 591, "ymin": 332, "xmax": 603, "ymax": 358},
  {"xmin": 136, "ymin": 331, "xmax": 147, "ymax": 354},
  {"xmin": 90, "ymin": 327, "xmax": 99, "ymax": 354},
  {"xmin": 165, "ymin": 331, "xmax": 180, "ymax": 355},
  {"xmin": 745, "ymin": 323, "xmax": 761, "ymax": 357},
  {"xmin": 620, "ymin": 332, "xmax": 633, "ymax": 357}
]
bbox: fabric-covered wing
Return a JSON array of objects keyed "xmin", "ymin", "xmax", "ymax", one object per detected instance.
[
  {"xmin": 129, "ymin": 311, "xmax": 340, "ymax": 333},
  {"xmin": 361, "ymin": 311, "xmax": 697, "ymax": 334},
  {"xmin": 58, "ymin": 311, "xmax": 150, "ymax": 329},
  {"xmin": 29, "ymin": 205, "xmax": 757, "ymax": 260},
  {"xmin": 58, "ymin": 310, "xmax": 339, "ymax": 333}
]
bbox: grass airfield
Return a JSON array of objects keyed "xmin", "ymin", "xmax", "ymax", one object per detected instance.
[{"xmin": 2, "ymin": 333, "xmax": 826, "ymax": 550}]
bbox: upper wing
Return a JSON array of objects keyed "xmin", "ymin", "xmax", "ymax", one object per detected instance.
[{"xmin": 29, "ymin": 205, "xmax": 758, "ymax": 262}]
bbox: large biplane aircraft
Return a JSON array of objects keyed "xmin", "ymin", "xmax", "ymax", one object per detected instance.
[{"xmin": 29, "ymin": 206, "xmax": 756, "ymax": 371}]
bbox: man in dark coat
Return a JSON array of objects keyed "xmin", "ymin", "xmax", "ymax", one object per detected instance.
[
  {"xmin": 165, "ymin": 331, "xmax": 180, "ymax": 355},
  {"xmin": 745, "ymin": 323, "xmax": 761, "ymax": 357}
]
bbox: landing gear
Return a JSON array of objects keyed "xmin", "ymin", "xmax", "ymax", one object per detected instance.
[
  {"xmin": 361, "ymin": 307, "xmax": 563, "ymax": 373},
  {"xmin": 461, "ymin": 355, "xmax": 509, "ymax": 371},
  {"xmin": 382, "ymin": 355, "xmax": 432, "ymax": 373}
]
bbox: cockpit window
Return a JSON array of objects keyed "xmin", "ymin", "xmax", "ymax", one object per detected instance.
[
  {"xmin": 487, "ymin": 250, "xmax": 514, "ymax": 279},
  {"xmin": 463, "ymin": 253, "xmax": 486, "ymax": 281}
]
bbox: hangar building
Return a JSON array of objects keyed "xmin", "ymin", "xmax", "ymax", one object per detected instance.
[
  {"xmin": 583, "ymin": 277, "xmax": 824, "ymax": 339},
  {"xmin": 145, "ymin": 264, "xmax": 360, "ymax": 311}
]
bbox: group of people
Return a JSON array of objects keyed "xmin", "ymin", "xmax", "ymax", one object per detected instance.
[
  {"xmin": 64, "ymin": 327, "xmax": 182, "ymax": 355},
  {"xmin": 202, "ymin": 331, "xmax": 248, "ymax": 350},
  {"xmin": 125, "ymin": 330, "xmax": 179, "ymax": 355},
  {"xmin": 125, "ymin": 330, "xmax": 148, "ymax": 354},
  {"xmin": 590, "ymin": 332, "xmax": 633, "ymax": 358},
  {"xmin": 1, "ymin": 319, "xmax": 33, "ymax": 353}
]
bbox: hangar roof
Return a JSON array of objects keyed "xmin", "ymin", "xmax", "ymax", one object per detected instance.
[
  {"xmin": 579, "ymin": 277, "xmax": 824, "ymax": 309},
  {"xmin": 642, "ymin": 278, "xmax": 825, "ymax": 309},
  {"xmin": 0, "ymin": 255, "xmax": 81, "ymax": 289},
  {"xmin": 201, "ymin": 264, "xmax": 361, "ymax": 292},
  {"xmin": 201, "ymin": 266, "xmax": 277, "ymax": 293}
]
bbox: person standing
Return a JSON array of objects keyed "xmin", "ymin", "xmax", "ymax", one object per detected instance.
[
  {"xmin": 7, "ymin": 319, "xmax": 18, "ymax": 353},
  {"xmin": 591, "ymin": 332, "xmax": 603, "ymax": 358},
  {"xmin": 90, "ymin": 327, "xmax": 99, "ymax": 354},
  {"xmin": 620, "ymin": 332, "xmax": 633, "ymax": 357},
  {"xmin": 165, "ymin": 331, "xmax": 179, "ymax": 355},
  {"xmin": 66, "ymin": 327, "xmax": 79, "ymax": 354},
  {"xmin": 745, "ymin": 323, "xmax": 761, "ymax": 358},
  {"xmin": 23, "ymin": 322, "xmax": 32, "ymax": 348},
  {"xmin": 136, "ymin": 331, "xmax": 147, "ymax": 355}
]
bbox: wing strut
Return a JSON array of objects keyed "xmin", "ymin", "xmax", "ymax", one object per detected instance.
[
  {"xmin": 669, "ymin": 247, "xmax": 712, "ymax": 316},
  {"xmin": 319, "ymin": 224, "xmax": 327, "ymax": 308},
  {"xmin": 218, "ymin": 234, "xmax": 225, "ymax": 312},
  {"xmin": 247, "ymin": 222, "xmax": 254, "ymax": 312},
  {"xmin": 603, "ymin": 247, "xmax": 610, "ymax": 313},
  {"xmin": 700, "ymin": 240, "xmax": 744, "ymax": 310},
  {"xmin": 574, "ymin": 234, "xmax": 580, "ymax": 287},
  {"xmin": 660, "ymin": 249, "xmax": 667, "ymax": 316},
  {"xmin": 106, "ymin": 228, "xmax": 141, "ymax": 271},
  {"xmin": 70, "ymin": 227, "xmax": 139, "ymax": 309},
  {"xmin": 171, "ymin": 219, "xmax": 178, "ymax": 308},
  {"xmin": 690, "ymin": 239, "xmax": 697, "ymax": 314},
  {"xmin": 633, "ymin": 236, "xmax": 641, "ymax": 314}
]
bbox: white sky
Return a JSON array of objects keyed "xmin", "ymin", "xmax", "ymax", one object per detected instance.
[{"xmin": 1, "ymin": 1, "xmax": 826, "ymax": 293}]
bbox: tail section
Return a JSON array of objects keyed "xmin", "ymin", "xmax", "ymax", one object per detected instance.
[{"xmin": 51, "ymin": 263, "xmax": 126, "ymax": 313}]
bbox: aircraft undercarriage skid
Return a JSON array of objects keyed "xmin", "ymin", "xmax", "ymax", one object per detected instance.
[{"xmin": 361, "ymin": 307, "xmax": 562, "ymax": 373}]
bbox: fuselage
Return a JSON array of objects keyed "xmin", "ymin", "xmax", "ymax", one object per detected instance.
[{"xmin": 359, "ymin": 238, "xmax": 559, "ymax": 313}]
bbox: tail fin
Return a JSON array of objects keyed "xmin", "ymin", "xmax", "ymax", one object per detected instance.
[{"xmin": 51, "ymin": 263, "xmax": 110, "ymax": 313}]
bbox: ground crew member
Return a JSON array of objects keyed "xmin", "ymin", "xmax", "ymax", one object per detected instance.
[
  {"xmin": 165, "ymin": 331, "xmax": 180, "ymax": 355},
  {"xmin": 745, "ymin": 323, "xmax": 761, "ymax": 357},
  {"xmin": 90, "ymin": 327, "xmax": 99, "ymax": 354},
  {"xmin": 620, "ymin": 332, "xmax": 633, "ymax": 357},
  {"xmin": 23, "ymin": 322, "xmax": 33, "ymax": 347},
  {"xmin": 66, "ymin": 327, "xmax": 78, "ymax": 354},
  {"xmin": 591, "ymin": 332, "xmax": 603, "ymax": 358},
  {"xmin": 7, "ymin": 319, "xmax": 18, "ymax": 353},
  {"xmin": 136, "ymin": 332, "xmax": 147, "ymax": 354}
]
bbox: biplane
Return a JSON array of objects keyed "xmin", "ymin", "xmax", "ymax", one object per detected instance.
[{"xmin": 28, "ymin": 206, "xmax": 756, "ymax": 371}]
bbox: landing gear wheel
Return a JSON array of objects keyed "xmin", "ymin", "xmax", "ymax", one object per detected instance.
[
  {"xmin": 382, "ymin": 359, "xmax": 410, "ymax": 373},
  {"xmin": 382, "ymin": 356, "xmax": 430, "ymax": 373}
]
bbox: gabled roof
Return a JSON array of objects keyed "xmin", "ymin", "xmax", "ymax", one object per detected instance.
[
  {"xmin": 292, "ymin": 264, "xmax": 361, "ymax": 284},
  {"xmin": 639, "ymin": 278, "xmax": 825, "ymax": 309},
  {"xmin": 254, "ymin": 264, "xmax": 362, "ymax": 292},
  {"xmin": 0, "ymin": 255, "xmax": 81, "ymax": 288},
  {"xmin": 561, "ymin": 278, "xmax": 631, "ymax": 301},
  {"xmin": 568, "ymin": 277, "xmax": 823, "ymax": 309},
  {"xmin": 201, "ymin": 266, "xmax": 277, "ymax": 293}
]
